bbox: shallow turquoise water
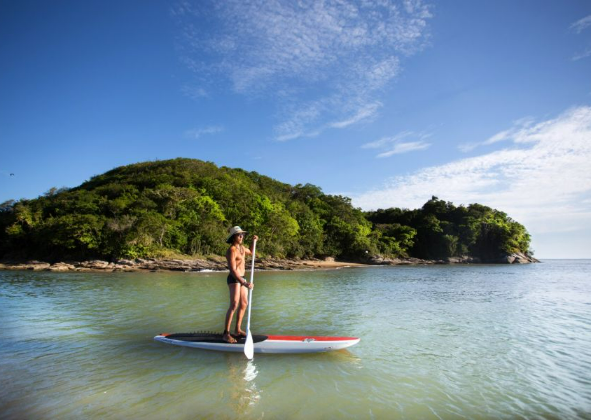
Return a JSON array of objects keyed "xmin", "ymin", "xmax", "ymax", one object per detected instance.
[{"xmin": 1, "ymin": 261, "xmax": 590, "ymax": 419}]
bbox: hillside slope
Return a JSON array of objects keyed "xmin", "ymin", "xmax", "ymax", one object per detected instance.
[{"xmin": 0, "ymin": 158, "xmax": 532, "ymax": 262}]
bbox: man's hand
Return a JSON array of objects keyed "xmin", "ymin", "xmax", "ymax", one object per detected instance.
[{"xmin": 252, "ymin": 235, "xmax": 259, "ymax": 241}]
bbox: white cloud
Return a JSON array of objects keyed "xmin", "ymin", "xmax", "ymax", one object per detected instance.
[
  {"xmin": 363, "ymin": 131, "xmax": 413, "ymax": 149},
  {"xmin": 184, "ymin": 126, "xmax": 224, "ymax": 139},
  {"xmin": 458, "ymin": 117, "xmax": 535, "ymax": 152},
  {"xmin": 330, "ymin": 102, "xmax": 382, "ymax": 129},
  {"xmin": 274, "ymin": 101, "xmax": 324, "ymax": 142},
  {"xmin": 457, "ymin": 142, "xmax": 477, "ymax": 153},
  {"xmin": 181, "ymin": 85, "xmax": 208, "ymax": 99},
  {"xmin": 362, "ymin": 130, "xmax": 432, "ymax": 157},
  {"xmin": 570, "ymin": 14, "xmax": 591, "ymax": 61},
  {"xmin": 377, "ymin": 141, "xmax": 431, "ymax": 157},
  {"xmin": 353, "ymin": 106, "xmax": 591, "ymax": 238},
  {"xmin": 571, "ymin": 15, "xmax": 591, "ymax": 34},
  {"xmin": 573, "ymin": 47, "xmax": 591, "ymax": 61},
  {"xmin": 173, "ymin": 0, "xmax": 433, "ymax": 140}
]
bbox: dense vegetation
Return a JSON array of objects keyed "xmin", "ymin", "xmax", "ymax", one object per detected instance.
[{"xmin": 0, "ymin": 158, "xmax": 531, "ymax": 262}]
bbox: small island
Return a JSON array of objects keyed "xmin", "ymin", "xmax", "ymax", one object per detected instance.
[{"xmin": 0, "ymin": 158, "xmax": 537, "ymax": 272}]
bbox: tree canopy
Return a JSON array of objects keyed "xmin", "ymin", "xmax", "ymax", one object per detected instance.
[{"xmin": 0, "ymin": 158, "xmax": 531, "ymax": 262}]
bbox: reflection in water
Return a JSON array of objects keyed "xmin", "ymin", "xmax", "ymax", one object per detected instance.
[{"xmin": 226, "ymin": 356, "xmax": 261, "ymax": 415}]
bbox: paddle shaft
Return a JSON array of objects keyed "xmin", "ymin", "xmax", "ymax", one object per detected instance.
[{"xmin": 245, "ymin": 239, "xmax": 257, "ymax": 336}]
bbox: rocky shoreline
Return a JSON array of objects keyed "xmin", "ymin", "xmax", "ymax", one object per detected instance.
[
  {"xmin": 368, "ymin": 252, "xmax": 539, "ymax": 265},
  {"xmin": 0, "ymin": 253, "xmax": 538, "ymax": 273}
]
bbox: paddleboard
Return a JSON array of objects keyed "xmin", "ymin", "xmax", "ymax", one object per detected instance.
[{"xmin": 154, "ymin": 332, "xmax": 360, "ymax": 354}]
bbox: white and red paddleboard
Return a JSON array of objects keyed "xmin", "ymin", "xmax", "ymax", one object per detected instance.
[{"xmin": 154, "ymin": 332, "xmax": 360, "ymax": 354}]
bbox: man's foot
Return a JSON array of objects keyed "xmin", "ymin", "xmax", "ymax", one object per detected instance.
[
  {"xmin": 234, "ymin": 330, "xmax": 247, "ymax": 338},
  {"xmin": 223, "ymin": 332, "xmax": 237, "ymax": 344}
]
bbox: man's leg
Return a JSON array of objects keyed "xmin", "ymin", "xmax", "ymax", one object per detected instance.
[
  {"xmin": 224, "ymin": 283, "xmax": 241, "ymax": 343},
  {"xmin": 234, "ymin": 285, "xmax": 249, "ymax": 336}
]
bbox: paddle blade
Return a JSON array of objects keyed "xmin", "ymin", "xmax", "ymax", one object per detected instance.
[{"xmin": 244, "ymin": 331, "xmax": 254, "ymax": 359}]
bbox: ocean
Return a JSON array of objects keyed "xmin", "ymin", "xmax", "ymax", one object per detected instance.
[{"xmin": 1, "ymin": 260, "xmax": 590, "ymax": 419}]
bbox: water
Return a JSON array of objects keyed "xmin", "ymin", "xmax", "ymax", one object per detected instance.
[{"xmin": 1, "ymin": 261, "xmax": 590, "ymax": 419}]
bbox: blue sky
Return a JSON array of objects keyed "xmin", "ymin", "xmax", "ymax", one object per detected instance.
[{"xmin": 1, "ymin": 0, "xmax": 591, "ymax": 258}]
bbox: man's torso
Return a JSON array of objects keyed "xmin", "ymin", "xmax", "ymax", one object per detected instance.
[{"xmin": 228, "ymin": 245, "xmax": 246, "ymax": 276}]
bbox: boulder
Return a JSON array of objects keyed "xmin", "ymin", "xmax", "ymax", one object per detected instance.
[
  {"xmin": 25, "ymin": 261, "xmax": 51, "ymax": 270},
  {"xmin": 79, "ymin": 260, "xmax": 111, "ymax": 269},
  {"xmin": 368, "ymin": 255, "xmax": 387, "ymax": 265},
  {"xmin": 47, "ymin": 262, "xmax": 75, "ymax": 272},
  {"xmin": 446, "ymin": 256, "xmax": 480, "ymax": 264},
  {"xmin": 513, "ymin": 253, "xmax": 530, "ymax": 264},
  {"xmin": 499, "ymin": 253, "xmax": 539, "ymax": 264}
]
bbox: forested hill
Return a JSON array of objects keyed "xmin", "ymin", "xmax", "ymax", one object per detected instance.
[{"xmin": 0, "ymin": 158, "xmax": 532, "ymax": 262}]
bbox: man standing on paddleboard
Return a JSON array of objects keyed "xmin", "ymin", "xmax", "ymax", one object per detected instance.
[{"xmin": 224, "ymin": 226, "xmax": 258, "ymax": 344}]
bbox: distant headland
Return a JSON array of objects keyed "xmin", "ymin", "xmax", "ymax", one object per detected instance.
[{"xmin": 0, "ymin": 158, "xmax": 537, "ymax": 269}]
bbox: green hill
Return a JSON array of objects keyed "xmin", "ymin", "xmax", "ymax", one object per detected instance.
[{"xmin": 0, "ymin": 158, "xmax": 531, "ymax": 262}]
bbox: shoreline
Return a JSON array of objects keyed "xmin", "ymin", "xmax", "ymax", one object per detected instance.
[
  {"xmin": 0, "ymin": 258, "xmax": 371, "ymax": 273},
  {"xmin": 0, "ymin": 253, "xmax": 538, "ymax": 273}
]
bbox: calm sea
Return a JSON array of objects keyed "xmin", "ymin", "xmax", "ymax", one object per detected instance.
[{"xmin": 1, "ymin": 260, "xmax": 590, "ymax": 419}]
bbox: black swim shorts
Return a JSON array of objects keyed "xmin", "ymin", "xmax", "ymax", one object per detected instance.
[{"xmin": 227, "ymin": 274, "xmax": 246, "ymax": 286}]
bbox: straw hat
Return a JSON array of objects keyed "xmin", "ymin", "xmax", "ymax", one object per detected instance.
[{"xmin": 226, "ymin": 226, "xmax": 248, "ymax": 243}]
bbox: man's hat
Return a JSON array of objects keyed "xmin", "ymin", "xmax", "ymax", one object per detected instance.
[{"xmin": 226, "ymin": 226, "xmax": 248, "ymax": 243}]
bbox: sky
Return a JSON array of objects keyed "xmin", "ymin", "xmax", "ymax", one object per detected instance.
[{"xmin": 1, "ymin": 0, "xmax": 591, "ymax": 259}]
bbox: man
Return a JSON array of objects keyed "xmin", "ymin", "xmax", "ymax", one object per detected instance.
[{"xmin": 224, "ymin": 226, "xmax": 258, "ymax": 344}]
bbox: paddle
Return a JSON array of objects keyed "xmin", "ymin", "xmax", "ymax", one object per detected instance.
[{"xmin": 244, "ymin": 238, "xmax": 257, "ymax": 360}]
